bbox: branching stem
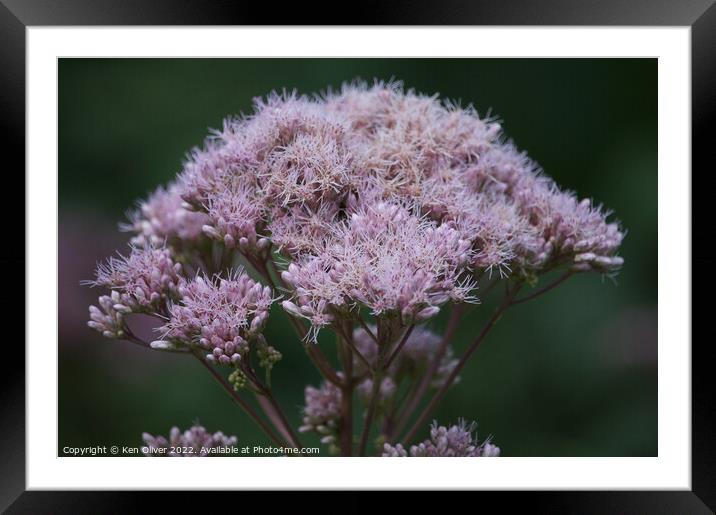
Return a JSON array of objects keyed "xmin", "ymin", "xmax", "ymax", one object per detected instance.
[
  {"xmin": 191, "ymin": 351, "xmax": 287, "ymax": 447},
  {"xmin": 511, "ymin": 271, "xmax": 574, "ymax": 305},
  {"xmin": 400, "ymin": 285, "xmax": 521, "ymax": 446},
  {"xmin": 390, "ymin": 305, "xmax": 464, "ymax": 439}
]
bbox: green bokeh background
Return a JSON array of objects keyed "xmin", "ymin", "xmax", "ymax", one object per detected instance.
[{"xmin": 59, "ymin": 59, "xmax": 657, "ymax": 456}]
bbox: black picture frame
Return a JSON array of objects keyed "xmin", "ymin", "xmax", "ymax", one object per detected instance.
[{"xmin": 2, "ymin": 0, "xmax": 713, "ymax": 511}]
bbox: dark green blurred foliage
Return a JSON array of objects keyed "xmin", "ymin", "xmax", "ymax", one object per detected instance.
[{"xmin": 59, "ymin": 59, "xmax": 656, "ymax": 456}]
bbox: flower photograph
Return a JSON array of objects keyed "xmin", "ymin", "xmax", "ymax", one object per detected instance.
[{"xmin": 59, "ymin": 58, "xmax": 657, "ymax": 458}]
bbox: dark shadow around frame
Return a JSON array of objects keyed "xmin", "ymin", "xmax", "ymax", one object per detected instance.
[{"xmin": 2, "ymin": 0, "xmax": 714, "ymax": 511}]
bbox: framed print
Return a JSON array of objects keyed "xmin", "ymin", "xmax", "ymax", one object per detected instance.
[{"xmin": 3, "ymin": 0, "xmax": 713, "ymax": 511}]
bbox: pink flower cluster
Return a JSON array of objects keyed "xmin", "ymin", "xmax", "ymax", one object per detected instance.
[
  {"xmin": 281, "ymin": 202, "xmax": 475, "ymax": 337},
  {"xmin": 85, "ymin": 80, "xmax": 626, "ymax": 458},
  {"xmin": 383, "ymin": 419, "xmax": 500, "ymax": 457},
  {"xmin": 86, "ymin": 246, "xmax": 184, "ymax": 317},
  {"xmin": 87, "ymin": 291, "xmax": 127, "ymax": 339},
  {"xmin": 299, "ymin": 380, "xmax": 343, "ymax": 445},
  {"xmin": 122, "ymin": 182, "xmax": 209, "ymax": 250},
  {"xmin": 170, "ymin": 81, "xmax": 621, "ymax": 338},
  {"xmin": 142, "ymin": 424, "xmax": 237, "ymax": 456},
  {"xmin": 158, "ymin": 270, "xmax": 275, "ymax": 363}
]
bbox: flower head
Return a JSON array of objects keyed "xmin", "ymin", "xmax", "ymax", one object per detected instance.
[
  {"xmin": 86, "ymin": 79, "xmax": 623, "ymax": 458},
  {"xmin": 202, "ymin": 179, "xmax": 269, "ymax": 253},
  {"xmin": 299, "ymin": 380, "xmax": 343, "ymax": 445},
  {"xmin": 142, "ymin": 424, "xmax": 237, "ymax": 456},
  {"xmin": 260, "ymin": 130, "xmax": 352, "ymax": 208},
  {"xmin": 89, "ymin": 79, "xmax": 624, "ymax": 358},
  {"xmin": 268, "ymin": 202, "xmax": 339, "ymax": 256},
  {"xmin": 171, "ymin": 80, "xmax": 621, "ymax": 295},
  {"xmin": 87, "ymin": 291, "xmax": 127, "ymax": 339},
  {"xmin": 159, "ymin": 270, "xmax": 275, "ymax": 363},
  {"xmin": 86, "ymin": 245, "xmax": 184, "ymax": 314},
  {"xmin": 173, "ymin": 81, "xmax": 622, "ymax": 282},
  {"xmin": 383, "ymin": 419, "xmax": 499, "ymax": 457},
  {"xmin": 122, "ymin": 182, "xmax": 209, "ymax": 250},
  {"xmin": 281, "ymin": 202, "xmax": 476, "ymax": 339}
]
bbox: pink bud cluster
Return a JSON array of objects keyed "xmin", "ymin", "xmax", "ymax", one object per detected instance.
[
  {"xmin": 177, "ymin": 93, "xmax": 354, "ymax": 255},
  {"xmin": 281, "ymin": 202, "xmax": 476, "ymax": 337},
  {"xmin": 327, "ymin": 82, "xmax": 622, "ymax": 274},
  {"xmin": 383, "ymin": 419, "xmax": 500, "ymax": 457},
  {"xmin": 457, "ymin": 141, "xmax": 624, "ymax": 272},
  {"xmin": 142, "ymin": 424, "xmax": 237, "ymax": 456},
  {"xmin": 202, "ymin": 181, "xmax": 269, "ymax": 252},
  {"xmin": 299, "ymin": 380, "xmax": 343, "ymax": 444},
  {"xmin": 122, "ymin": 182, "xmax": 209, "ymax": 249},
  {"xmin": 87, "ymin": 291, "xmax": 127, "ymax": 339},
  {"xmin": 159, "ymin": 270, "xmax": 275, "ymax": 364},
  {"xmin": 268, "ymin": 202, "xmax": 339, "ymax": 255},
  {"xmin": 536, "ymin": 192, "xmax": 625, "ymax": 272},
  {"xmin": 87, "ymin": 246, "xmax": 184, "ymax": 316}
]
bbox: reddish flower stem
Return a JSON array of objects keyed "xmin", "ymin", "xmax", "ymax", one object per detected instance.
[
  {"xmin": 390, "ymin": 305, "xmax": 464, "ymax": 440},
  {"xmin": 510, "ymin": 271, "xmax": 574, "ymax": 305},
  {"xmin": 384, "ymin": 324, "xmax": 415, "ymax": 370},
  {"xmin": 400, "ymin": 287, "xmax": 520, "ymax": 446},
  {"xmin": 338, "ymin": 329, "xmax": 355, "ymax": 456},
  {"xmin": 192, "ymin": 352, "xmax": 287, "ymax": 448}
]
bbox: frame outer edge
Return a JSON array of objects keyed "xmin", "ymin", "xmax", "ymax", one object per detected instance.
[
  {"xmin": 0, "ymin": 0, "xmax": 27, "ymax": 513},
  {"xmin": 691, "ymin": 1, "xmax": 716, "ymax": 511}
]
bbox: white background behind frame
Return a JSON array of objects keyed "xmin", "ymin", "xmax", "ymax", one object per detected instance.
[{"xmin": 27, "ymin": 27, "xmax": 690, "ymax": 490}]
